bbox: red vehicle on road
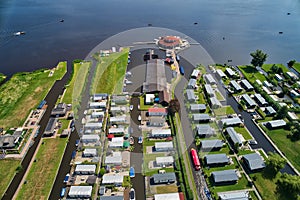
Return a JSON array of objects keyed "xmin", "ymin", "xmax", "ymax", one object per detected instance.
[{"xmin": 190, "ymin": 148, "xmax": 200, "ymax": 170}]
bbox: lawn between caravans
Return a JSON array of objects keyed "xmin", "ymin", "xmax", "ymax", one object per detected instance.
[
  {"xmin": 0, "ymin": 62, "xmax": 67, "ymax": 129},
  {"xmin": 16, "ymin": 137, "xmax": 67, "ymax": 200}
]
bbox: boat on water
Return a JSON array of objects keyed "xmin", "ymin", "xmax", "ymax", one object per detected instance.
[{"xmin": 14, "ymin": 31, "xmax": 25, "ymax": 36}]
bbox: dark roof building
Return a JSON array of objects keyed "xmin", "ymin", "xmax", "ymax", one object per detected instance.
[
  {"xmin": 151, "ymin": 172, "xmax": 176, "ymax": 184},
  {"xmin": 158, "ymin": 89, "xmax": 171, "ymax": 106},
  {"xmin": 204, "ymin": 154, "xmax": 229, "ymax": 166},
  {"xmin": 201, "ymin": 139, "xmax": 224, "ymax": 151},
  {"xmin": 190, "ymin": 104, "xmax": 206, "ymax": 113},
  {"xmin": 143, "ymin": 59, "xmax": 168, "ymax": 93},
  {"xmin": 196, "ymin": 124, "xmax": 215, "ymax": 137},
  {"xmin": 0, "ymin": 134, "xmax": 16, "ymax": 149},
  {"xmin": 243, "ymin": 153, "xmax": 265, "ymax": 171},
  {"xmin": 44, "ymin": 118, "xmax": 58, "ymax": 136},
  {"xmin": 211, "ymin": 169, "xmax": 238, "ymax": 185},
  {"xmin": 51, "ymin": 103, "xmax": 67, "ymax": 117}
]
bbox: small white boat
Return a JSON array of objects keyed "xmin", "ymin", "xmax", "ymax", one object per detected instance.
[{"xmin": 14, "ymin": 31, "xmax": 25, "ymax": 36}]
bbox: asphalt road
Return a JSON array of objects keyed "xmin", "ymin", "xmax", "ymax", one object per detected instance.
[{"xmin": 130, "ymin": 97, "xmax": 145, "ymax": 200}]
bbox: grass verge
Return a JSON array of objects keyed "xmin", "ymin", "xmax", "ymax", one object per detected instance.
[
  {"xmin": 63, "ymin": 61, "xmax": 90, "ymax": 117},
  {"xmin": 0, "ymin": 159, "xmax": 21, "ymax": 198},
  {"xmin": 16, "ymin": 137, "xmax": 68, "ymax": 200},
  {"xmin": 0, "ymin": 62, "xmax": 67, "ymax": 128}
]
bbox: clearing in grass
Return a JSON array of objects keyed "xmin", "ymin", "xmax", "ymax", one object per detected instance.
[
  {"xmin": 238, "ymin": 65, "xmax": 266, "ymax": 83},
  {"xmin": 0, "ymin": 62, "xmax": 67, "ymax": 129},
  {"xmin": 16, "ymin": 137, "xmax": 67, "ymax": 200}
]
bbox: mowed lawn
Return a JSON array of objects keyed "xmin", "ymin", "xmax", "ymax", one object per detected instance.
[
  {"xmin": 91, "ymin": 48, "xmax": 129, "ymax": 94},
  {"xmin": 250, "ymin": 171, "xmax": 294, "ymax": 200},
  {"xmin": 16, "ymin": 138, "xmax": 67, "ymax": 200},
  {"xmin": 293, "ymin": 62, "xmax": 300, "ymax": 74},
  {"xmin": 238, "ymin": 65, "xmax": 266, "ymax": 83},
  {"xmin": 0, "ymin": 159, "xmax": 21, "ymax": 198},
  {"xmin": 263, "ymin": 127, "xmax": 300, "ymax": 172},
  {"xmin": 262, "ymin": 63, "xmax": 289, "ymax": 73},
  {"xmin": 0, "ymin": 62, "xmax": 67, "ymax": 128}
]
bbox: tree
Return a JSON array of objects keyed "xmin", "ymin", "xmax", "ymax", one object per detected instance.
[
  {"xmin": 277, "ymin": 173, "xmax": 300, "ymax": 198},
  {"xmin": 168, "ymin": 99, "xmax": 180, "ymax": 116},
  {"xmin": 266, "ymin": 152, "xmax": 286, "ymax": 174},
  {"xmin": 287, "ymin": 60, "xmax": 296, "ymax": 68},
  {"xmin": 250, "ymin": 49, "xmax": 268, "ymax": 67},
  {"xmin": 292, "ymin": 122, "xmax": 300, "ymax": 141},
  {"xmin": 99, "ymin": 167, "xmax": 106, "ymax": 177},
  {"xmin": 275, "ymin": 106, "xmax": 288, "ymax": 119}
]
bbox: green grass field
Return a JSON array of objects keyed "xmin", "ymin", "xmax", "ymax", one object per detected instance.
[
  {"xmin": 214, "ymin": 106, "xmax": 235, "ymax": 116},
  {"xmin": 292, "ymin": 62, "xmax": 300, "ymax": 74},
  {"xmin": 63, "ymin": 61, "xmax": 90, "ymax": 104},
  {"xmin": 234, "ymin": 127, "xmax": 253, "ymax": 140},
  {"xmin": 238, "ymin": 65, "xmax": 266, "ymax": 83},
  {"xmin": 261, "ymin": 126, "xmax": 300, "ymax": 172},
  {"xmin": 91, "ymin": 48, "xmax": 129, "ymax": 94},
  {"xmin": 0, "ymin": 159, "xmax": 21, "ymax": 198},
  {"xmin": 62, "ymin": 61, "xmax": 90, "ymax": 117},
  {"xmin": 207, "ymin": 172, "xmax": 251, "ymax": 199},
  {"xmin": 262, "ymin": 64, "xmax": 289, "ymax": 74},
  {"xmin": 250, "ymin": 171, "xmax": 293, "ymax": 200},
  {"xmin": 0, "ymin": 62, "xmax": 67, "ymax": 129},
  {"xmin": 16, "ymin": 138, "xmax": 68, "ymax": 200}
]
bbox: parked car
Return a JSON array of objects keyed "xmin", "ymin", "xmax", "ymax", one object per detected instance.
[
  {"xmin": 138, "ymin": 136, "xmax": 143, "ymax": 144},
  {"xmin": 130, "ymin": 188, "xmax": 136, "ymax": 200},
  {"xmin": 130, "ymin": 105, "xmax": 134, "ymax": 111}
]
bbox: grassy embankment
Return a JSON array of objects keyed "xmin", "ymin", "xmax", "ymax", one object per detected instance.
[
  {"xmin": 16, "ymin": 138, "xmax": 68, "ymax": 200},
  {"xmin": 292, "ymin": 62, "xmax": 300, "ymax": 73},
  {"xmin": 0, "ymin": 62, "xmax": 67, "ymax": 129},
  {"xmin": 62, "ymin": 61, "xmax": 90, "ymax": 117},
  {"xmin": 0, "ymin": 159, "xmax": 21, "ymax": 198},
  {"xmin": 91, "ymin": 48, "xmax": 129, "ymax": 94}
]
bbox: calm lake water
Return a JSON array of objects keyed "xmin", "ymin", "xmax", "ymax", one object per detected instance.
[{"xmin": 0, "ymin": 0, "xmax": 300, "ymax": 76}]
